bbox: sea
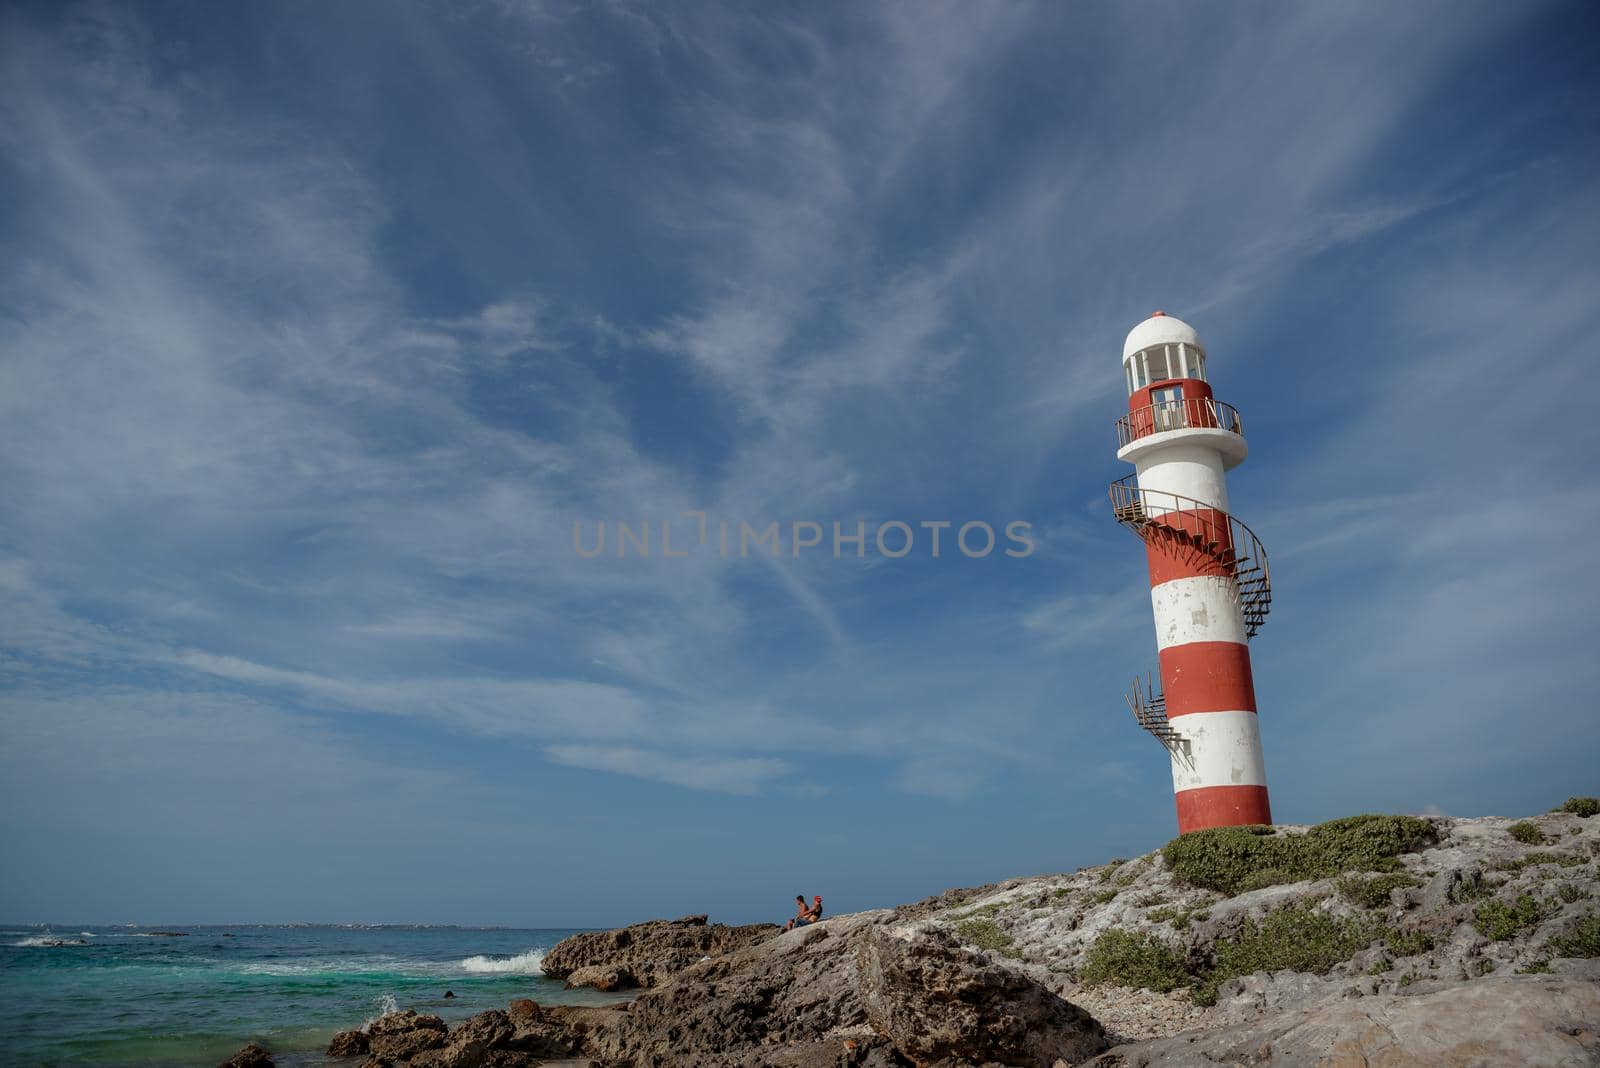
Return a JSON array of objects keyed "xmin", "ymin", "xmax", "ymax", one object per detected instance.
[{"xmin": 0, "ymin": 924, "xmax": 627, "ymax": 1066}]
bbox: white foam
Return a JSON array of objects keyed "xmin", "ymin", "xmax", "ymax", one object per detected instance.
[
  {"xmin": 362, "ymin": 992, "xmax": 400, "ymax": 1030},
  {"xmin": 12, "ymin": 936, "xmax": 89, "ymax": 947},
  {"xmin": 457, "ymin": 948, "xmax": 546, "ymax": 975}
]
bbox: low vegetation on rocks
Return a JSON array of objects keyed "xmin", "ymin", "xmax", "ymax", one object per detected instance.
[
  {"xmin": 1556, "ymin": 796, "xmax": 1600, "ymax": 818},
  {"xmin": 952, "ymin": 917, "xmax": 1015, "ymax": 956},
  {"xmin": 1474, "ymin": 894, "xmax": 1546, "ymax": 940},
  {"xmin": 1194, "ymin": 902, "xmax": 1376, "ymax": 1005},
  {"xmin": 1548, "ymin": 912, "xmax": 1600, "ymax": 958},
  {"xmin": 1161, "ymin": 814, "xmax": 1435, "ymax": 895},
  {"xmin": 1079, "ymin": 929, "xmax": 1187, "ymax": 993},
  {"xmin": 1507, "ymin": 820, "xmax": 1545, "ymax": 844},
  {"xmin": 1079, "ymin": 901, "xmax": 1379, "ymax": 1007},
  {"xmin": 933, "ymin": 800, "xmax": 1596, "ymax": 1041},
  {"xmin": 1335, "ymin": 871, "xmax": 1422, "ymax": 909}
]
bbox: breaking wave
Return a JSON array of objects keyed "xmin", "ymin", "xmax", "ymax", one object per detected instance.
[{"xmin": 457, "ymin": 948, "xmax": 546, "ymax": 974}]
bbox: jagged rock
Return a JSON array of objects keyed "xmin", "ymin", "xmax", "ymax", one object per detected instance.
[
  {"xmin": 565, "ymin": 964, "xmax": 636, "ymax": 991},
  {"xmin": 363, "ymin": 1010, "xmax": 448, "ymax": 1065},
  {"xmin": 594, "ymin": 915, "xmax": 881, "ymax": 1064},
  {"xmin": 327, "ymin": 1029, "xmax": 370, "ymax": 1057},
  {"xmin": 1085, "ymin": 976, "xmax": 1600, "ymax": 1066},
  {"xmin": 542, "ymin": 914, "xmax": 779, "ymax": 989},
  {"xmin": 454, "ymin": 1010, "xmax": 515, "ymax": 1047},
  {"xmin": 857, "ymin": 925, "xmax": 1107, "ymax": 1068},
  {"xmin": 579, "ymin": 911, "xmax": 1104, "ymax": 1068},
  {"xmin": 217, "ymin": 1043, "xmax": 273, "ymax": 1068},
  {"xmin": 480, "ymin": 1054, "xmax": 537, "ymax": 1068},
  {"xmin": 1423, "ymin": 865, "xmax": 1484, "ymax": 913},
  {"xmin": 508, "ymin": 1003, "xmax": 618, "ymax": 1059},
  {"xmin": 407, "ymin": 1010, "xmax": 519, "ymax": 1068}
]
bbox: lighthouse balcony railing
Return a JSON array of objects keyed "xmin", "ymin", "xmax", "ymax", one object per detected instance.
[{"xmin": 1116, "ymin": 397, "xmax": 1243, "ymax": 449}]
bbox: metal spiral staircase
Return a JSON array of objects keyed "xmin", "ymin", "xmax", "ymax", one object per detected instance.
[
  {"xmin": 1124, "ymin": 672, "xmax": 1186, "ymax": 758},
  {"xmin": 1109, "ymin": 474, "xmax": 1273, "ymax": 749}
]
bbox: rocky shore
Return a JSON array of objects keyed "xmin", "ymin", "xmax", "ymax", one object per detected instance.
[{"xmin": 222, "ymin": 802, "xmax": 1600, "ymax": 1067}]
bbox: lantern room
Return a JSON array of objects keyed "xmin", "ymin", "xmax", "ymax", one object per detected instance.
[
  {"xmin": 1116, "ymin": 311, "xmax": 1246, "ymax": 468},
  {"xmin": 1122, "ymin": 310, "xmax": 1207, "ymax": 394}
]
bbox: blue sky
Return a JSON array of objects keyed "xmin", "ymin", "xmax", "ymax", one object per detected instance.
[{"xmin": 2, "ymin": 0, "xmax": 1597, "ymax": 927}]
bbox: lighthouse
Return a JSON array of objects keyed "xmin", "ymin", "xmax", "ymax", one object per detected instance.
[{"xmin": 1110, "ymin": 312, "xmax": 1273, "ymax": 834}]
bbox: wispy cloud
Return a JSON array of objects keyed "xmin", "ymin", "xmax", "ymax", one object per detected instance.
[
  {"xmin": 0, "ymin": 0, "xmax": 1594, "ymax": 921},
  {"xmin": 544, "ymin": 744, "xmax": 792, "ymax": 795}
]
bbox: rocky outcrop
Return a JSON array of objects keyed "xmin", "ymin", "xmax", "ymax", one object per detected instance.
[
  {"xmin": 581, "ymin": 909, "xmax": 1107, "ymax": 1067},
  {"xmin": 564, "ymin": 964, "xmax": 634, "ymax": 991},
  {"xmin": 1087, "ymin": 976, "xmax": 1600, "ymax": 1066},
  {"xmin": 364, "ymin": 1010, "xmax": 448, "ymax": 1065},
  {"xmin": 327, "ymin": 1030, "xmax": 369, "ymax": 1057},
  {"xmin": 857, "ymin": 925, "xmax": 1105, "ymax": 1068},
  {"xmin": 408, "ymin": 1010, "xmax": 516, "ymax": 1068},
  {"xmin": 542, "ymin": 913, "xmax": 779, "ymax": 990},
  {"xmin": 310, "ymin": 806, "xmax": 1598, "ymax": 1068},
  {"xmin": 217, "ymin": 1044, "xmax": 273, "ymax": 1068}
]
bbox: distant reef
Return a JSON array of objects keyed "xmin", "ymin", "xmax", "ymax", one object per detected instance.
[{"xmin": 222, "ymin": 800, "xmax": 1600, "ymax": 1067}]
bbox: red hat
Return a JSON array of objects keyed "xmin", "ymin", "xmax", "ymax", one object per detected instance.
[{"xmin": 813, "ymin": 895, "xmax": 822, "ymax": 902}]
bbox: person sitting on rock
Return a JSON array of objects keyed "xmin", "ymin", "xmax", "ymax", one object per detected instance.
[{"xmin": 784, "ymin": 894, "xmax": 824, "ymax": 931}]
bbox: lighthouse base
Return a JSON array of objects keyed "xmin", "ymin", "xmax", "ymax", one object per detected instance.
[{"xmin": 1175, "ymin": 784, "xmax": 1272, "ymax": 834}]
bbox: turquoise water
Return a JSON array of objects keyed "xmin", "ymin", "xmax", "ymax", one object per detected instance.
[{"xmin": 0, "ymin": 924, "xmax": 624, "ymax": 1066}]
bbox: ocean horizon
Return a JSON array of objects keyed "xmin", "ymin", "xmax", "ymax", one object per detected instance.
[{"xmin": 0, "ymin": 923, "xmax": 628, "ymax": 1066}]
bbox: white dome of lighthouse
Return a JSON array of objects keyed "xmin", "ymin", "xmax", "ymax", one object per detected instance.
[{"xmin": 1123, "ymin": 311, "xmax": 1200, "ymax": 360}]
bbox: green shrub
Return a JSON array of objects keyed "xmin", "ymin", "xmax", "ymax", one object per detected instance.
[
  {"xmin": 1517, "ymin": 959, "xmax": 1552, "ymax": 974},
  {"xmin": 1557, "ymin": 797, "xmax": 1599, "ymax": 818},
  {"xmin": 1558, "ymin": 884, "xmax": 1585, "ymax": 904},
  {"xmin": 1337, "ymin": 873, "xmax": 1422, "ymax": 909},
  {"xmin": 1164, "ymin": 815, "xmax": 1434, "ymax": 896},
  {"xmin": 1080, "ymin": 929, "xmax": 1188, "ymax": 993},
  {"xmin": 1092, "ymin": 889, "xmax": 1119, "ymax": 905},
  {"xmin": 1507, "ymin": 821, "xmax": 1545, "ymax": 845},
  {"xmin": 1192, "ymin": 904, "xmax": 1374, "ymax": 1006},
  {"xmin": 1384, "ymin": 926, "xmax": 1434, "ymax": 957},
  {"xmin": 1548, "ymin": 914, "xmax": 1600, "ymax": 958},
  {"xmin": 1522, "ymin": 852, "xmax": 1586, "ymax": 869},
  {"xmin": 953, "ymin": 918, "xmax": 1015, "ymax": 955},
  {"xmin": 1473, "ymin": 895, "xmax": 1544, "ymax": 941},
  {"xmin": 1474, "ymin": 958, "xmax": 1495, "ymax": 975}
]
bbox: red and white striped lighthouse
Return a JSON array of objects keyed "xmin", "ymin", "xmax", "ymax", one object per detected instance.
[{"xmin": 1110, "ymin": 312, "xmax": 1273, "ymax": 834}]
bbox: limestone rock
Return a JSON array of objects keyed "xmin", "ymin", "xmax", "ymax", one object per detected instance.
[
  {"xmin": 217, "ymin": 1043, "xmax": 273, "ymax": 1068},
  {"xmin": 541, "ymin": 913, "xmax": 778, "ymax": 988},
  {"xmin": 1085, "ymin": 976, "xmax": 1600, "ymax": 1066},
  {"xmin": 857, "ymin": 925, "xmax": 1107, "ymax": 1068},
  {"xmin": 327, "ymin": 1029, "xmax": 370, "ymax": 1057},
  {"xmin": 565, "ymin": 964, "xmax": 636, "ymax": 991},
  {"xmin": 363, "ymin": 1010, "xmax": 448, "ymax": 1065},
  {"xmin": 583, "ymin": 911, "xmax": 1105, "ymax": 1068},
  {"xmin": 406, "ymin": 1010, "xmax": 520, "ymax": 1068}
]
